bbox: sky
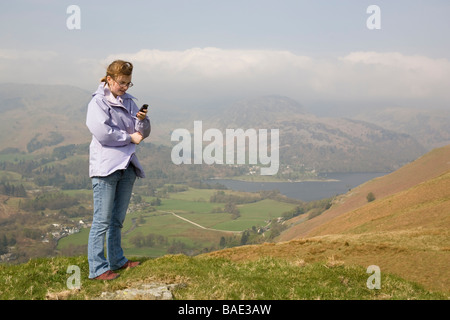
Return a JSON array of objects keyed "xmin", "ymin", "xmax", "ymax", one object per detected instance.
[{"xmin": 1, "ymin": 0, "xmax": 450, "ymax": 114}]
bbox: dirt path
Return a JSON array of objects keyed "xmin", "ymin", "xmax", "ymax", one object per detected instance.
[{"xmin": 161, "ymin": 211, "xmax": 241, "ymax": 234}]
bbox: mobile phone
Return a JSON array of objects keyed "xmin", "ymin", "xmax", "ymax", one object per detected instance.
[{"xmin": 139, "ymin": 104, "xmax": 148, "ymax": 112}]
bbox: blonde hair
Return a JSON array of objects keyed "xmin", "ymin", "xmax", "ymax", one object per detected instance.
[{"xmin": 100, "ymin": 60, "xmax": 133, "ymax": 83}]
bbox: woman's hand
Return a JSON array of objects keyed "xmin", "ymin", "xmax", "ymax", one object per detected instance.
[
  {"xmin": 136, "ymin": 109, "xmax": 147, "ymax": 121},
  {"xmin": 130, "ymin": 132, "xmax": 144, "ymax": 144}
]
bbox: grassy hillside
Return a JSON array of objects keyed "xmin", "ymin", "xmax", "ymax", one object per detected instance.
[
  {"xmin": 279, "ymin": 145, "xmax": 450, "ymax": 240},
  {"xmin": 0, "ymin": 254, "xmax": 446, "ymax": 300},
  {"xmin": 267, "ymin": 145, "xmax": 450, "ymax": 294}
]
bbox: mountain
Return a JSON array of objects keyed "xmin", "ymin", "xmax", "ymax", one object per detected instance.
[
  {"xmin": 204, "ymin": 95, "xmax": 427, "ymax": 173},
  {"xmin": 0, "ymin": 84, "xmax": 430, "ymax": 173},
  {"xmin": 353, "ymin": 107, "xmax": 450, "ymax": 150},
  {"xmin": 0, "ymin": 83, "xmax": 92, "ymax": 153},
  {"xmin": 205, "ymin": 95, "xmax": 306, "ymax": 126}
]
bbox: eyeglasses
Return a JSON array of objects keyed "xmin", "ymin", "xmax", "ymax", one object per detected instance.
[{"xmin": 113, "ymin": 78, "xmax": 133, "ymax": 88}]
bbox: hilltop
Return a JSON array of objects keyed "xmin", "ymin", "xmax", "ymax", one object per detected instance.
[{"xmin": 0, "ymin": 250, "xmax": 446, "ymax": 300}]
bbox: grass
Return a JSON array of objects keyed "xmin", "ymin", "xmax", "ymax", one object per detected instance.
[{"xmin": 0, "ymin": 254, "xmax": 446, "ymax": 300}]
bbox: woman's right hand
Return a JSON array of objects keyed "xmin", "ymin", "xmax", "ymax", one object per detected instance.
[{"xmin": 130, "ymin": 132, "xmax": 144, "ymax": 145}]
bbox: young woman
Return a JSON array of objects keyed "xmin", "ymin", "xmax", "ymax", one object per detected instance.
[{"xmin": 86, "ymin": 60, "xmax": 151, "ymax": 280}]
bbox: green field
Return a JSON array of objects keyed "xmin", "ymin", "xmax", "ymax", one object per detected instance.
[{"xmin": 57, "ymin": 187, "xmax": 298, "ymax": 257}]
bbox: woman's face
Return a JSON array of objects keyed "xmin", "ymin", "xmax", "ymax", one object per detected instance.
[{"xmin": 107, "ymin": 75, "xmax": 132, "ymax": 97}]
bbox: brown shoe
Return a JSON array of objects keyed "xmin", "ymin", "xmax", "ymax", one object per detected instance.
[
  {"xmin": 119, "ymin": 260, "xmax": 140, "ymax": 270},
  {"xmin": 93, "ymin": 270, "xmax": 120, "ymax": 280}
]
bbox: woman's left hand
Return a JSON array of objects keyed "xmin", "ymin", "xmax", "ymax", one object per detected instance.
[{"xmin": 136, "ymin": 109, "xmax": 147, "ymax": 120}]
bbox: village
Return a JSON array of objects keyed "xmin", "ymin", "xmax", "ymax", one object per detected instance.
[
  {"xmin": 41, "ymin": 219, "xmax": 90, "ymax": 243},
  {"xmin": 0, "ymin": 219, "xmax": 91, "ymax": 263}
]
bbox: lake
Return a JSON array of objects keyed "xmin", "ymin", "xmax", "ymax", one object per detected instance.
[{"xmin": 210, "ymin": 173, "xmax": 387, "ymax": 202}]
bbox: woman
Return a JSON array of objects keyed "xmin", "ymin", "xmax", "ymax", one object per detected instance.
[{"xmin": 86, "ymin": 60, "xmax": 151, "ymax": 280}]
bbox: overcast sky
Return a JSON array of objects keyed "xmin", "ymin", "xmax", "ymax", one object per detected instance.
[{"xmin": 1, "ymin": 0, "xmax": 449, "ymax": 113}]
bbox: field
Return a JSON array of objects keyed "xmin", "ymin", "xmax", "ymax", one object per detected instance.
[{"xmin": 57, "ymin": 186, "xmax": 299, "ymax": 257}]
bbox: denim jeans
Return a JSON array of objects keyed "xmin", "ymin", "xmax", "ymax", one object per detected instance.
[{"xmin": 88, "ymin": 165, "xmax": 136, "ymax": 278}]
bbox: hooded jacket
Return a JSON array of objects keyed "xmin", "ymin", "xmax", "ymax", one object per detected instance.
[{"xmin": 86, "ymin": 84, "xmax": 151, "ymax": 178}]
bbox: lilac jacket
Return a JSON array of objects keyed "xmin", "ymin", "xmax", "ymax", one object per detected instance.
[{"xmin": 86, "ymin": 84, "xmax": 151, "ymax": 178}]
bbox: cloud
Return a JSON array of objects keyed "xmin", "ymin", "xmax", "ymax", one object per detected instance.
[
  {"xmin": 104, "ymin": 47, "xmax": 313, "ymax": 99},
  {"xmin": 0, "ymin": 49, "xmax": 103, "ymax": 88},
  {"xmin": 1, "ymin": 47, "xmax": 449, "ymax": 108},
  {"xmin": 104, "ymin": 48, "xmax": 450, "ymax": 106},
  {"xmin": 0, "ymin": 49, "xmax": 58, "ymax": 61},
  {"xmin": 339, "ymin": 52, "xmax": 450, "ymax": 99},
  {"xmin": 0, "ymin": 49, "xmax": 60, "ymax": 84}
]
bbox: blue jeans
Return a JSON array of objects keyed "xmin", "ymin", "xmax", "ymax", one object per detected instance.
[{"xmin": 88, "ymin": 165, "xmax": 136, "ymax": 278}]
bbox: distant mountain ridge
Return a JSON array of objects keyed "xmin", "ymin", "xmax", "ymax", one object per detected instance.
[
  {"xmin": 204, "ymin": 95, "xmax": 426, "ymax": 172},
  {"xmin": 0, "ymin": 83, "xmax": 428, "ymax": 173},
  {"xmin": 354, "ymin": 107, "xmax": 450, "ymax": 150},
  {"xmin": 206, "ymin": 95, "xmax": 306, "ymax": 127}
]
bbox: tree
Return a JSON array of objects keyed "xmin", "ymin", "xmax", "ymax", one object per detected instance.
[
  {"xmin": 367, "ymin": 192, "xmax": 376, "ymax": 202},
  {"xmin": 240, "ymin": 231, "xmax": 250, "ymax": 245},
  {"xmin": 2, "ymin": 234, "xmax": 8, "ymax": 247},
  {"xmin": 151, "ymin": 198, "xmax": 161, "ymax": 206},
  {"xmin": 219, "ymin": 236, "xmax": 226, "ymax": 248}
]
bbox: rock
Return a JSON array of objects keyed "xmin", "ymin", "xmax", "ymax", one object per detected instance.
[{"xmin": 97, "ymin": 282, "xmax": 184, "ymax": 300}]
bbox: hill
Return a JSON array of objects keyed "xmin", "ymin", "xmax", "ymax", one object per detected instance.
[
  {"xmin": 0, "ymin": 83, "xmax": 91, "ymax": 153},
  {"xmin": 279, "ymin": 144, "xmax": 450, "ymax": 240},
  {"xmin": 204, "ymin": 95, "xmax": 426, "ymax": 173},
  {"xmin": 237, "ymin": 145, "xmax": 450, "ymax": 293},
  {"xmin": 209, "ymin": 170, "xmax": 450, "ymax": 293},
  {"xmin": 354, "ymin": 107, "xmax": 450, "ymax": 151}
]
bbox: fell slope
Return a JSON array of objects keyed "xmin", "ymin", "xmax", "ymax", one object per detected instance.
[
  {"xmin": 208, "ymin": 146, "xmax": 450, "ymax": 293},
  {"xmin": 279, "ymin": 145, "xmax": 450, "ymax": 240}
]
